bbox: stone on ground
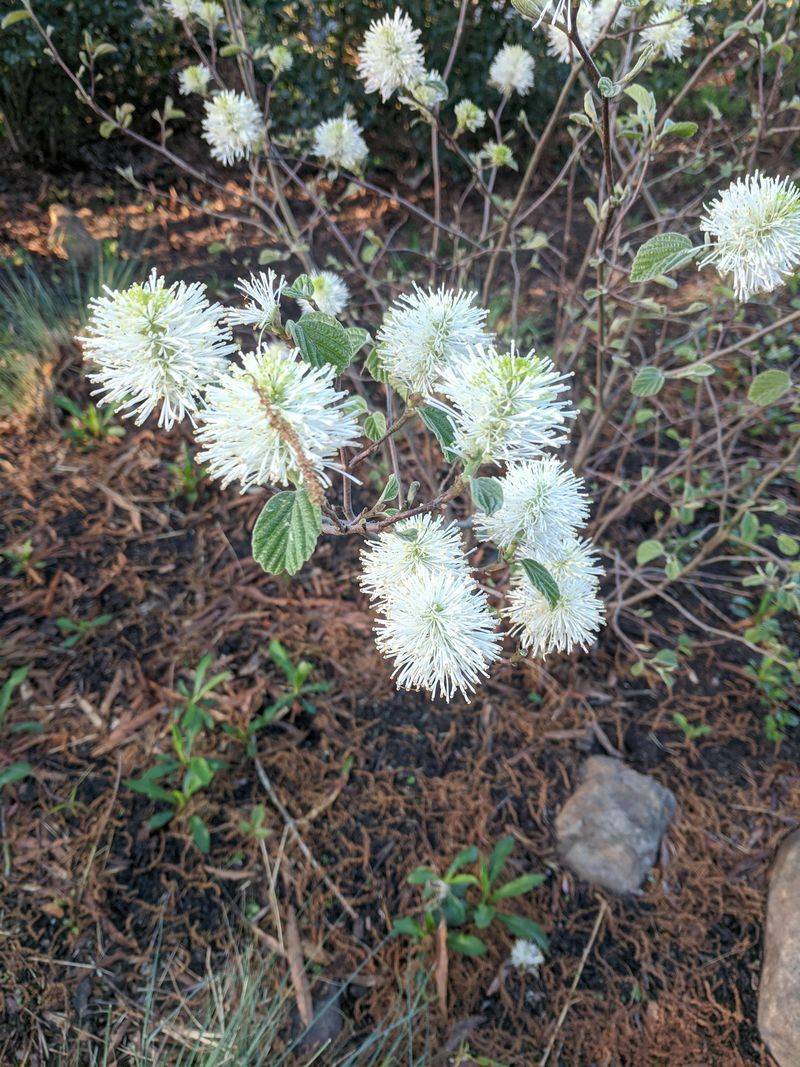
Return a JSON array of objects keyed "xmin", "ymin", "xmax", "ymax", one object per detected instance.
[
  {"xmin": 759, "ymin": 829, "xmax": 800, "ymax": 1067},
  {"xmin": 555, "ymin": 755, "xmax": 676, "ymax": 894}
]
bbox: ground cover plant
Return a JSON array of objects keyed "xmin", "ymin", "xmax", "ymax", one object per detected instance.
[{"xmin": 0, "ymin": 0, "xmax": 798, "ymax": 1061}]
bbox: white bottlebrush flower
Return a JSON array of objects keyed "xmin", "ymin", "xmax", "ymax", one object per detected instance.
[
  {"xmin": 359, "ymin": 514, "xmax": 470, "ymax": 605},
  {"xmin": 476, "ymin": 459, "xmax": 589, "ymax": 558},
  {"xmin": 378, "ymin": 285, "xmax": 491, "ymax": 396},
  {"xmin": 454, "ymin": 99, "xmax": 486, "ymax": 134},
  {"xmin": 357, "ymin": 9, "xmax": 426, "ymax": 102},
  {"xmin": 79, "ymin": 269, "xmax": 235, "ymax": 430},
  {"xmin": 198, "ymin": 0, "xmax": 224, "ymax": 29},
  {"xmin": 510, "ymin": 939, "xmax": 545, "ymax": 974},
  {"xmin": 698, "ymin": 172, "xmax": 800, "ymax": 301},
  {"xmin": 165, "ymin": 0, "xmax": 201, "ymax": 19},
  {"xmin": 312, "ymin": 114, "xmax": 368, "ymax": 171},
  {"xmin": 593, "ymin": 0, "xmax": 631, "ymax": 28},
  {"xmin": 227, "ymin": 270, "xmax": 286, "ymax": 331},
  {"xmin": 268, "ymin": 44, "xmax": 293, "ymax": 73},
  {"xmin": 488, "ymin": 44, "xmax": 535, "ymax": 97},
  {"xmin": 640, "ymin": 10, "xmax": 693, "ymax": 61},
  {"xmin": 541, "ymin": 535, "xmax": 604, "ymax": 584},
  {"xmin": 299, "ymin": 271, "xmax": 350, "ymax": 317},
  {"xmin": 545, "ymin": 2, "xmax": 600, "ymax": 63},
  {"xmin": 439, "ymin": 343, "xmax": 574, "ymax": 464},
  {"xmin": 374, "ymin": 569, "xmax": 501, "ymax": 701},
  {"xmin": 202, "ymin": 90, "xmax": 262, "ymax": 165},
  {"xmin": 410, "ymin": 69, "xmax": 448, "ymax": 110},
  {"xmin": 195, "ymin": 343, "xmax": 359, "ymax": 491},
  {"xmin": 511, "ymin": 0, "xmax": 571, "ymax": 27},
  {"xmin": 480, "ymin": 141, "xmax": 517, "ymax": 170},
  {"xmin": 178, "ymin": 63, "xmax": 211, "ymax": 96},
  {"xmin": 506, "ymin": 565, "xmax": 604, "ymax": 656}
]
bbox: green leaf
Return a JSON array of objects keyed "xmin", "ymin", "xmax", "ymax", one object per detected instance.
[
  {"xmin": 183, "ymin": 756, "xmax": 214, "ymax": 798},
  {"xmin": 0, "ymin": 665, "xmax": 28, "ymax": 724},
  {"xmin": 748, "ymin": 369, "xmax": 792, "ymax": 406},
  {"xmin": 446, "ymin": 845, "xmax": 478, "ymax": 877},
  {"xmin": 497, "ymin": 912, "xmax": 550, "ymax": 949},
  {"xmin": 376, "ymin": 474, "xmax": 399, "ymax": 506},
  {"xmin": 148, "ymin": 809, "xmax": 175, "ymax": 829},
  {"xmin": 407, "ymin": 866, "xmax": 438, "ymax": 885},
  {"xmin": 446, "ymin": 932, "xmax": 487, "ymax": 957},
  {"xmin": 493, "ymin": 873, "xmax": 546, "ymax": 900},
  {"xmin": 420, "ymin": 406, "xmax": 457, "ymax": 460},
  {"xmin": 636, "ymin": 539, "xmax": 664, "ymax": 566},
  {"xmin": 363, "ymin": 411, "xmax": 387, "ymax": 441},
  {"xmin": 470, "ymin": 477, "xmax": 503, "ymax": 516},
  {"xmin": 488, "ymin": 835, "xmax": 515, "ymax": 884},
  {"xmin": 345, "ymin": 327, "xmax": 371, "ymax": 356},
  {"xmin": 1, "ymin": 10, "xmax": 32, "ymax": 29},
  {"xmin": 519, "ymin": 559, "xmax": 560, "ymax": 609},
  {"xmin": 0, "ymin": 761, "xmax": 32, "ymax": 789},
  {"xmin": 393, "ymin": 916, "xmax": 425, "ymax": 939},
  {"xmin": 288, "ymin": 313, "xmax": 352, "ymax": 373},
  {"xmin": 473, "ymin": 903, "xmax": 496, "ymax": 929},
  {"xmin": 630, "ymin": 233, "xmax": 697, "ymax": 283},
  {"xmin": 777, "ymin": 533, "xmax": 799, "ymax": 557},
  {"xmin": 739, "ymin": 511, "xmax": 759, "ymax": 544},
  {"xmin": 631, "ymin": 365, "xmax": 665, "ymax": 397},
  {"xmin": 662, "ymin": 119, "xmax": 698, "ymax": 138},
  {"xmin": 188, "ymin": 814, "xmax": 210, "ymax": 854},
  {"xmin": 252, "ymin": 489, "xmax": 322, "ymax": 576}
]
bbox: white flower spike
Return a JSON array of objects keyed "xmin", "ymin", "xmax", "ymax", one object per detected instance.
[
  {"xmin": 359, "ymin": 514, "xmax": 470, "ymax": 605},
  {"xmin": 375, "ymin": 569, "xmax": 501, "ymax": 701},
  {"xmin": 510, "ymin": 939, "xmax": 545, "ymax": 974},
  {"xmin": 312, "ymin": 115, "xmax": 368, "ymax": 171},
  {"xmin": 476, "ymin": 459, "xmax": 589, "ymax": 558},
  {"xmin": 440, "ymin": 342, "xmax": 575, "ymax": 465},
  {"xmin": 699, "ymin": 172, "xmax": 800, "ymax": 301},
  {"xmin": 488, "ymin": 44, "xmax": 535, "ymax": 96},
  {"xmin": 640, "ymin": 10, "xmax": 693, "ymax": 61},
  {"xmin": 299, "ymin": 271, "xmax": 350, "ymax": 317},
  {"xmin": 357, "ymin": 9, "xmax": 426, "ymax": 102},
  {"xmin": 228, "ymin": 270, "xmax": 287, "ymax": 332},
  {"xmin": 195, "ymin": 343, "xmax": 359, "ymax": 492},
  {"xmin": 178, "ymin": 63, "xmax": 212, "ymax": 96},
  {"xmin": 79, "ymin": 269, "xmax": 234, "ymax": 430},
  {"xmin": 202, "ymin": 90, "xmax": 262, "ymax": 165},
  {"xmin": 378, "ymin": 285, "xmax": 491, "ymax": 396},
  {"xmin": 506, "ymin": 564, "xmax": 604, "ymax": 657}
]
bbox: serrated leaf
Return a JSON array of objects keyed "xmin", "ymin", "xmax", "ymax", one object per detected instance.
[
  {"xmin": 672, "ymin": 362, "xmax": 714, "ymax": 380},
  {"xmin": 520, "ymin": 559, "xmax": 560, "ymax": 608},
  {"xmin": 363, "ymin": 411, "xmax": 387, "ymax": 441},
  {"xmin": 288, "ymin": 312, "xmax": 352, "ymax": 373},
  {"xmin": 470, "ymin": 477, "xmax": 503, "ymax": 515},
  {"xmin": 376, "ymin": 474, "xmax": 398, "ymax": 506},
  {"xmin": 345, "ymin": 326, "xmax": 370, "ymax": 355},
  {"xmin": 252, "ymin": 489, "xmax": 322, "ymax": 576},
  {"xmin": 636, "ymin": 539, "xmax": 664, "ymax": 566},
  {"xmin": 631, "ymin": 365, "xmax": 665, "ymax": 397},
  {"xmin": 630, "ymin": 233, "xmax": 697, "ymax": 283},
  {"xmin": 748, "ymin": 369, "xmax": 792, "ymax": 406},
  {"xmin": 420, "ymin": 405, "xmax": 457, "ymax": 459}
]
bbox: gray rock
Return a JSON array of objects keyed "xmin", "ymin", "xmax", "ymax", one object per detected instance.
[
  {"xmin": 759, "ymin": 830, "xmax": 800, "ymax": 1066},
  {"xmin": 555, "ymin": 755, "xmax": 676, "ymax": 894}
]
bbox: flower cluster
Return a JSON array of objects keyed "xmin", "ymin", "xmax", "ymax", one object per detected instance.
[
  {"xmin": 377, "ymin": 285, "xmax": 490, "ymax": 396},
  {"xmin": 699, "ymin": 171, "xmax": 800, "ymax": 301},
  {"xmin": 640, "ymin": 8, "xmax": 693, "ymax": 61},
  {"xmin": 299, "ymin": 271, "xmax": 350, "ymax": 317},
  {"xmin": 361, "ymin": 516, "xmax": 501, "ymax": 701},
  {"xmin": 202, "ymin": 90, "xmax": 262, "ymax": 165},
  {"xmin": 357, "ymin": 9, "xmax": 426, "ymax": 101},
  {"xmin": 79, "ymin": 269, "xmax": 235, "ymax": 430},
  {"xmin": 178, "ymin": 63, "xmax": 211, "ymax": 96},
  {"xmin": 195, "ymin": 343, "xmax": 359, "ymax": 491},
  {"xmin": 454, "ymin": 99, "xmax": 487, "ymax": 134},
  {"xmin": 488, "ymin": 44, "xmax": 535, "ymax": 96},
  {"xmin": 312, "ymin": 114, "xmax": 368, "ymax": 171}
]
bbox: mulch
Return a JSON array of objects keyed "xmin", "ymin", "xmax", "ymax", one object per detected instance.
[{"xmin": 1, "ymin": 355, "xmax": 797, "ymax": 1065}]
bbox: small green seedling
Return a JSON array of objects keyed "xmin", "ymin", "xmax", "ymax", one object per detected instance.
[
  {"xmin": 394, "ymin": 835, "xmax": 548, "ymax": 958},
  {"xmin": 168, "ymin": 445, "xmax": 206, "ymax": 504},
  {"xmin": 56, "ymin": 613, "xmax": 113, "ymax": 648},
  {"xmin": 239, "ymin": 803, "xmax": 271, "ymax": 842},
  {"xmin": 1, "ymin": 539, "xmax": 42, "ymax": 578},
  {"xmin": 55, "ymin": 395, "xmax": 124, "ymax": 447},
  {"xmin": 225, "ymin": 639, "xmax": 330, "ymax": 753},
  {"xmin": 125, "ymin": 655, "xmax": 231, "ymax": 852},
  {"xmin": 672, "ymin": 713, "xmax": 711, "ymax": 742}
]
